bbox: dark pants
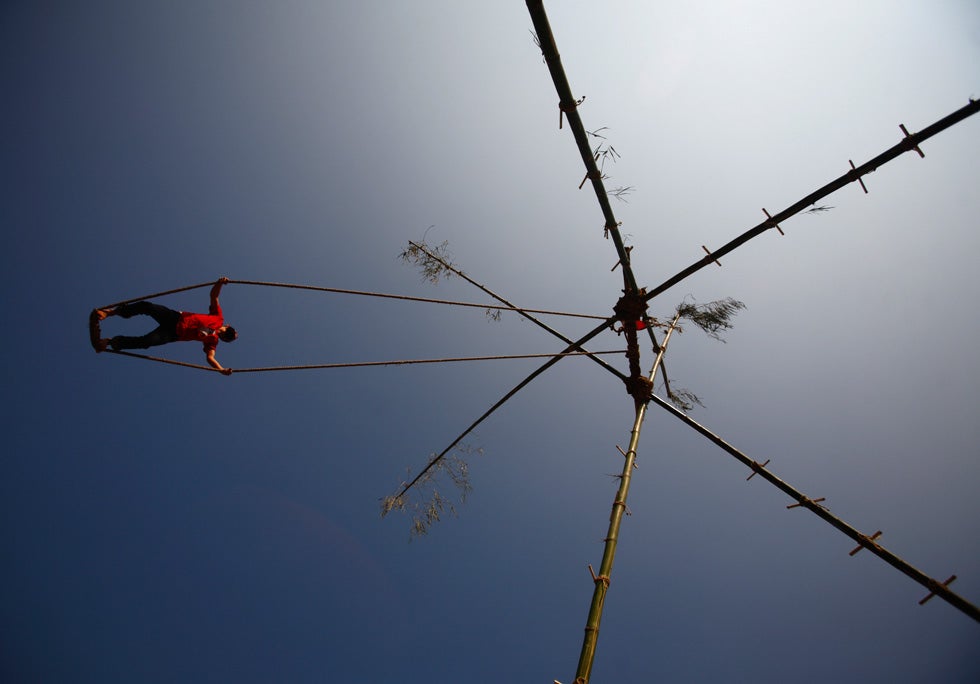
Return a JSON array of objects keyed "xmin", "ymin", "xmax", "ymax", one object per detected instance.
[{"xmin": 110, "ymin": 301, "xmax": 181, "ymax": 350}]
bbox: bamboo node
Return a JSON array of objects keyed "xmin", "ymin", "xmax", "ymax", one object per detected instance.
[
  {"xmin": 616, "ymin": 445, "xmax": 639, "ymax": 469},
  {"xmin": 762, "ymin": 208, "xmax": 784, "ymax": 236},
  {"xmin": 899, "ymin": 123, "xmax": 925, "ymax": 158},
  {"xmin": 588, "ymin": 563, "xmax": 610, "ymax": 587},
  {"xmin": 849, "ymin": 160, "xmax": 869, "ymax": 194},
  {"xmin": 787, "ymin": 496, "xmax": 826, "ymax": 510},
  {"xmin": 849, "ymin": 530, "xmax": 883, "ymax": 556},
  {"xmin": 559, "ymin": 95, "xmax": 585, "ymax": 129},
  {"xmin": 580, "ymin": 169, "xmax": 601, "ymax": 189},
  {"xmin": 746, "ymin": 459, "xmax": 771, "ymax": 481},
  {"xmin": 610, "ymin": 245, "xmax": 634, "ymax": 271},
  {"xmin": 701, "ymin": 245, "xmax": 722, "ymax": 266},
  {"xmin": 919, "ymin": 575, "xmax": 957, "ymax": 605},
  {"xmin": 594, "ymin": 574, "xmax": 611, "ymax": 587}
]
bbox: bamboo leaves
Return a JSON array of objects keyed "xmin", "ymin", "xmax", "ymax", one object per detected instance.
[
  {"xmin": 675, "ymin": 297, "xmax": 746, "ymax": 342},
  {"xmin": 381, "ymin": 444, "xmax": 481, "ymax": 538},
  {"xmin": 399, "ymin": 239, "xmax": 459, "ymax": 284}
]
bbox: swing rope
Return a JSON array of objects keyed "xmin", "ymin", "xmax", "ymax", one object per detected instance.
[
  {"xmin": 96, "ymin": 279, "xmax": 608, "ymax": 321},
  {"xmin": 103, "ymin": 348, "xmax": 626, "ymax": 373}
]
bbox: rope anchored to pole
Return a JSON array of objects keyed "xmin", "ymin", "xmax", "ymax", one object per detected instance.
[{"xmin": 101, "ymin": 349, "xmax": 626, "ymax": 374}]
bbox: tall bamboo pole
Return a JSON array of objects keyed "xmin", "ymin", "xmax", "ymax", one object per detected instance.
[
  {"xmin": 525, "ymin": 0, "xmax": 637, "ymax": 294},
  {"xmin": 574, "ymin": 316, "xmax": 680, "ymax": 683}
]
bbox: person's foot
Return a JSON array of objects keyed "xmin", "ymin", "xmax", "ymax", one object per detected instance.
[
  {"xmin": 95, "ymin": 309, "xmax": 114, "ymax": 321},
  {"xmin": 95, "ymin": 338, "xmax": 110, "ymax": 353}
]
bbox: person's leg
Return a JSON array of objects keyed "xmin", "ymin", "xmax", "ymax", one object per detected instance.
[
  {"xmin": 110, "ymin": 325, "xmax": 178, "ymax": 350},
  {"xmin": 109, "ymin": 302, "xmax": 180, "ymax": 350},
  {"xmin": 114, "ymin": 301, "xmax": 179, "ymax": 325}
]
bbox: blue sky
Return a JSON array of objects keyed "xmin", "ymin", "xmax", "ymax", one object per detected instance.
[{"xmin": 2, "ymin": 1, "xmax": 979, "ymax": 682}]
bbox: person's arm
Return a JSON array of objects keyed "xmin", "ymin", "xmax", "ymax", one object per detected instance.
[
  {"xmin": 209, "ymin": 277, "xmax": 229, "ymax": 315},
  {"xmin": 206, "ymin": 348, "xmax": 233, "ymax": 375}
]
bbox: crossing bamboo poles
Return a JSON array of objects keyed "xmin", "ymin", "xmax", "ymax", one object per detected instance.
[
  {"xmin": 525, "ymin": 2, "xmax": 662, "ymax": 680},
  {"xmin": 404, "ymin": 240, "xmax": 628, "ymax": 382},
  {"xmin": 575, "ymin": 316, "xmax": 680, "ymax": 683}
]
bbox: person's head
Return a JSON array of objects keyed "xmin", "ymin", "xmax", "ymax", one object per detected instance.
[{"xmin": 219, "ymin": 326, "xmax": 238, "ymax": 343}]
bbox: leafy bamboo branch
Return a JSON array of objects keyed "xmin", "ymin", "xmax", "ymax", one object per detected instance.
[{"xmin": 381, "ymin": 443, "xmax": 482, "ymax": 537}]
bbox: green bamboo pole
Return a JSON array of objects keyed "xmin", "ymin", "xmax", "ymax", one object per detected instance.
[
  {"xmin": 574, "ymin": 316, "xmax": 681, "ymax": 683},
  {"xmin": 574, "ymin": 402, "xmax": 646, "ymax": 684}
]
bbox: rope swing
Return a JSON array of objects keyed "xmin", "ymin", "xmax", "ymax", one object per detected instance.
[{"xmin": 90, "ymin": 279, "xmax": 620, "ymax": 373}]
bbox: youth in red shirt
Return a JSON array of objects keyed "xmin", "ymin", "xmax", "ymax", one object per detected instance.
[{"xmin": 96, "ymin": 278, "xmax": 237, "ymax": 375}]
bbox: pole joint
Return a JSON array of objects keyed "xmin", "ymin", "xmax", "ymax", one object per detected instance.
[
  {"xmin": 787, "ymin": 495, "xmax": 826, "ymax": 510},
  {"xmin": 616, "ymin": 445, "xmax": 638, "ymax": 469},
  {"xmin": 762, "ymin": 208, "xmax": 784, "ymax": 235},
  {"xmin": 746, "ymin": 458, "xmax": 771, "ymax": 481},
  {"xmin": 559, "ymin": 95, "xmax": 585, "ymax": 129},
  {"xmin": 588, "ymin": 564, "xmax": 611, "ymax": 588},
  {"xmin": 899, "ymin": 123, "xmax": 925, "ymax": 158},
  {"xmin": 610, "ymin": 245, "xmax": 634, "ymax": 271},
  {"xmin": 848, "ymin": 159, "xmax": 870, "ymax": 194},
  {"xmin": 919, "ymin": 575, "xmax": 957, "ymax": 605},
  {"xmin": 849, "ymin": 530, "xmax": 883, "ymax": 556},
  {"xmin": 701, "ymin": 244, "xmax": 722, "ymax": 266}
]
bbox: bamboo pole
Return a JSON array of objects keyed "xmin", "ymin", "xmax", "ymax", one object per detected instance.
[
  {"xmin": 574, "ymin": 316, "xmax": 681, "ymax": 683},
  {"xmin": 525, "ymin": 0, "xmax": 638, "ymax": 295},
  {"xmin": 574, "ymin": 402, "xmax": 646, "ymax": 684},
  {"xmin": 643, "ymin": 98, "xmax": 980, "ymax": 303},
  {"xmin": 392, "ymin": 317, "xmax": 613, "ymax": 501},
  {"xmin": 406, "ymin": 240, "xmax": 627, "ymax": 382},
  {"xmin": 648, "ymin": 394, "xmax": 980, "ymax": 622}
]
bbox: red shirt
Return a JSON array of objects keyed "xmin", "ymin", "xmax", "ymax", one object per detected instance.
[{"xmin": 175, "ymin": 302, "xmax": 223, "ymax": 351}]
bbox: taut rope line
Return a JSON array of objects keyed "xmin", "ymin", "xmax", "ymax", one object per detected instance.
[
  {"xmin": 96, "ymin": 279, "xmax": 608, "ymax": 321},
  {"xmin": 104, "ymin": 349, "xmax": 626, "ymax": 373}
]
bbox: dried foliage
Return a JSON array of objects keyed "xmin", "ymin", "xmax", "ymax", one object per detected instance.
[
  {"xmin": 398, "ymin": 239, "xmax": 459, "ymax": 284},
  {"xmin": 608, "ymin": 185, "xmax": 635, "ymax": 203},
  {"xmin": 530, "ymin": 30, "xmax": 542, "ymax": 57},
  {"xmin": 592, "ymin": 141, "xmax": 620, "ymax": 177},
  {"xmin": 585, "ymin": 126, "xmax": 609, "ymax": 140},
  {"xmin": 805, "ymin": 204, "xmax": 834, "ymax": 214},
  {"xmin": 656, "ymin": 298, "xmax": 745, "ymax": 412},
  {"xmin": 381, "ymin": 444, "xmax": 482, "ymax": 538},
  {"xmin": 675, "ymin": 297, "xmax": 745, "ymax": 342},
  {"xmin": 666, "ymin": 387, "xmax": 705, "ymax": 412}
]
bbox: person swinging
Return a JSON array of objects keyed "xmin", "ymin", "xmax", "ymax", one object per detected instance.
[{"xmin": 95, "ymin": 277, "xmax": 237, "ymax": 375}]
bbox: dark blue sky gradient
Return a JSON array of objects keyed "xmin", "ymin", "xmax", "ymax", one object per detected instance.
[{"xmin": 2, "ymin": 2, "xmax": 979, "ymax": 682}]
